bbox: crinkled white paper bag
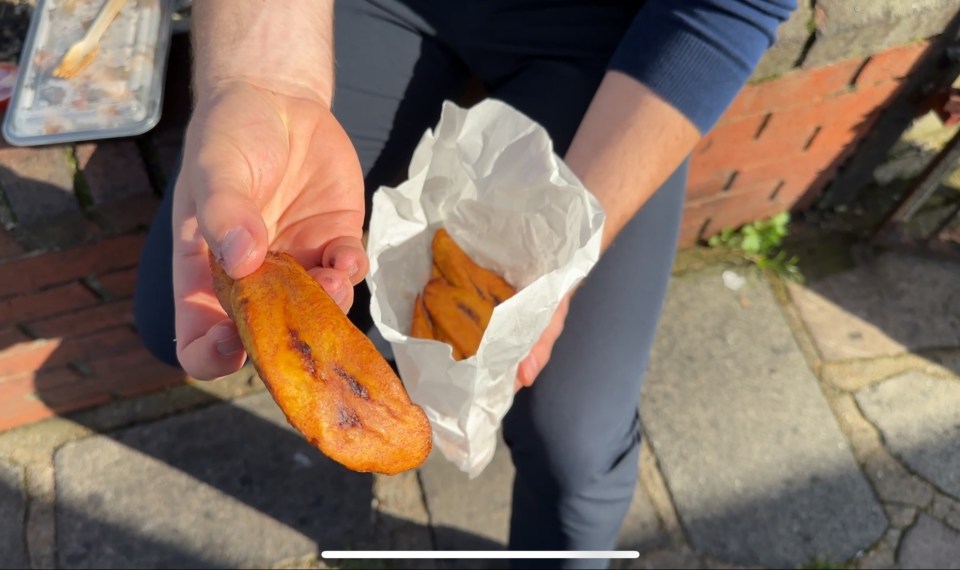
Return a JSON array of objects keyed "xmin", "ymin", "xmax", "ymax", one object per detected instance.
[{"xmin": 367, "ymin": 99, "xmax": 605, "ymax": 478}]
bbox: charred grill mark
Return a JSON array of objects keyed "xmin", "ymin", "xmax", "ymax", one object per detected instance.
[
  {"xmin": 473, "ymin": 283, "xmax": 487, "ymax": 300},
  {"xmin": 457, "ymin": 302, "xmax": 481, "ymax": 325},
  {"xmin": 288, "ymin": 328, "xmax": 318, "ymax": 377},
  {"xmin": 422, "ymin": 300, "xmax": 435, "ymax": 327},
  {"xmin": 338, "ymin": 406, "xmax": 362, "ymax": 428},
  {"xmin": 334, "ymin": 365, "xmax": 369, "ymax": 399}
]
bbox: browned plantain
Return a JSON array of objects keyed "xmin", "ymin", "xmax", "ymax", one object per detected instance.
[
  {"xmin": 421, "ymin": 318, "xmax": 464, "ymax": 360},
  {"xmin": 422, "ymin": 277, "xmax": 491, "ymax": 359},
  {"xmin": 210, "ymin": 251, "xmax": 432, "ymax": 475},
  {"xmin": 432, "ymin": 228, "xmax": 517, "ymax": 305},
  {"xmin": 409, "ymin": 294, "xmax": 435, "ymax": 340},
  {"xmin": 439, "ymin": 332, "xmax": 465, "ymax": 361},
  {"xmin": 409, "ymin": 292, "xmax": 465, "ymax": 359},
  {"xmin": 430, "ymin": 229, "xmax": 474, "ymax": 292}
]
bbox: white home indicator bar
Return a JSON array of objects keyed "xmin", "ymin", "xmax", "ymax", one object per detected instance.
[{"xmin": 322, "ymin": 551, "xmax": 640, "ymax": 559}]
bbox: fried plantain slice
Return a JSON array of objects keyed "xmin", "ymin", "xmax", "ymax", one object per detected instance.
[
  {"xmin": 210, "ymin": 251, "xmax": 432, "ymax": 475},
  {"xmin": 422, "ymin": 277, "xmax": 491, "ymax": 359},
  {"xmin": 409, "ymin": 293, "xmax": 435, "ymax": 340},
  {"xmin": 432, "ymin": 228, "xmax": 517, "ymax": 305}
]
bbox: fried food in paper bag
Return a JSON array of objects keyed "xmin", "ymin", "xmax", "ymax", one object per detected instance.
[
  {"xmin": 210, "ymin": 251, "xmax": 432, "ymax": 475},
  {"xmin": 431, "ymin": 229, "xmax": 516, "ymax": 304},
  {"xmin": 409, "ymin": 229, "xmax": 517, "ymax": 359}
]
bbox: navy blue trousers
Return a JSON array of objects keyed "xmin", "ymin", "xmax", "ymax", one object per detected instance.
[{"xmin": 135, "ymin": 2, "xmax": 685, "ymax": 567}]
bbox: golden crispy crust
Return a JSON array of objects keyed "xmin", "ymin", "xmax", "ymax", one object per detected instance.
[
  {"xmin": 422, "ymin": 277, "xmax": 490, "ymax": 359},
  {"xmin": 211, "ymin": 251, "xmax": 432, "ymax": 475},
  {"xmin": 432, "ymin": 229, "xmax": 516, "ymax": 305}
]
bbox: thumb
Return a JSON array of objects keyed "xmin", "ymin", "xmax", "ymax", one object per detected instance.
[{"xmin": 193, "ymin": 157, "xmax": 270, "ymax": 279}]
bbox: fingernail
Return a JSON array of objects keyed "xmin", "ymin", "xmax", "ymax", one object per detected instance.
[
  {"xmin": 217, "ymin": 227, "xmax": 255, "ymax": 272},
  {"xmin": 331, "ymin": 251, "xmax": 359, "ymax": 277},
  {"xmin": 333, "ymin": 284, "xmax": 349, "ymax": 305},
  {"xmin": 322, "ymin": 276, "xmax": 348, "ymax": 305},
  {"xmin": 210, "ymin": 323, "xmax": 244, "ymax": 356}
]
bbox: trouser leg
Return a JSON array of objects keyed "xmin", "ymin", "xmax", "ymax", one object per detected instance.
[
  {"xmin": 487, "ymin": 56, "xmax": 685, "ymax": 566},
  {"xmin": 497, "ymin": 84, "xmax": 686, "ymax": 565}
]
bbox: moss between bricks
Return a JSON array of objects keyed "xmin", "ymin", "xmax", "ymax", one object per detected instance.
[
  {"xmin": 65, "ymin": 144, "xmax": 143, "ymax": 236},
  {"xmin": 671, "ymin": 246, "xmax": 752, "ymax": 276},
  {"xmin": 746, "ymin": 70, "xmax": 786, "ymax": 85},
  {"xmin": 0, "ymin": 177, "xmax": 17, "ymax": 229},
  {"xmin": 64, "ymin": 145, "xmax": 94, "ymax": 211}
]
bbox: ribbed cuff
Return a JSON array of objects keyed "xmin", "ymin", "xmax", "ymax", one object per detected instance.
[{"xmin": 608, "ymin": 1, "xmax": 786, "ymax": 133}]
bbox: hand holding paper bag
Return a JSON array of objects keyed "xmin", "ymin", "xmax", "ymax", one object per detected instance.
[{"xmin": 366, "ymin": 100, "xmax": 605, "ymax": 478}]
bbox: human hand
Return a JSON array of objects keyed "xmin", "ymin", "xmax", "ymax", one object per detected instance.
[
  {"xmin": 515, "ymin": 292, "xmax": 572, "ymax": 391},
  {"xmin": 172, "ymin": 81, "xmax": 367, "ymax": 380}
]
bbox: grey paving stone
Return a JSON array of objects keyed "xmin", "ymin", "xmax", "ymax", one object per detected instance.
[
  {"xmin": 857, "ymin": 528, "xmax": 899, "ymax": 570},
  {"xmin": 367, "ymin": 472, "xmax": 433, "ymax": 556},
  {"xmin": 862, "ymin": 447, "xmax": 935, "ymax": 508},
  {"xmin": 0, "ymin": 146, "xmax": 78, "ymax": 226},
  {"xmin": 813, "ymin": 0, "xmax": 958, "ymax": 34},
  {"xmin": 931, "ymin": 494, "xmax": 960, "ymax": 532},
  {"xmin": 419, "ymin": 433, "xmax": 666, "ymax": 567},
  {"xmin": 416, "ymin": 437, "xmax": 514, "ymax": 570},
  {"xmin": 751, "ymin": 0, "xmax": 812, "ymax": 79},
  {"xmin": 640, "ymin": 270, "xmax": 886, "ymax": 567},
  {"xmin": 419, "ymin": 435, "xmax": 667, "ymax": 550},
  {"xmin": 899, "ymin": 514, "xmax": 960, "ymax": 569},
  {"xmin": 616, "ymin": 476, "xmax": 668, "ymax": 554},
  {"xmin": 418, "ymin": 436, "xmax": 514, "ymax": 551},
  {"xmin": 55, "ymin": 392, "xmax": 381, "ymax": 569},
  {"xmin": 856, "ymin": 371, "xmax": 960, "ymax": 500},
  {"xmin": 805, "ymin": 0, "xmax": 957, "ymax": 68},
  {"xmin": 789, "ymin": 252, "xmax": 960, "ymax": 361},
  {"xmin": 0, "ymin": 459, "xmax": 27, "ymax": 570},
  {"xmin": 75, "ymin": 142, "xmax": 152, "ymax": 204}
]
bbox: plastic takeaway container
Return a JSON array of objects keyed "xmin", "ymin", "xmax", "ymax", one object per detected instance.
[{"xmin": 2, "ymin": 0, "xmax": 174, "ymax": 146}]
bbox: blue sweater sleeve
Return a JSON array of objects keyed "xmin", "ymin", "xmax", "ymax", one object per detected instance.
[{"xmin": 608, "ymin": 0, "xmax": 797, "ymax": 133}]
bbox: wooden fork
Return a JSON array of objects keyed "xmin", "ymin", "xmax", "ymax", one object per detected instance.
[{"xmin": 52, "ymin": 0, "xmax": 128, "ymax": 79}]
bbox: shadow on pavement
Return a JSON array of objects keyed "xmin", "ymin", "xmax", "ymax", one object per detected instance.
[
  {"xmin": 0, "ymin": 473, "xmax": 507, "ymax": 570},
  {"xmin": 24, "ymin": 385, "xmax": 509, "ymax": 569}
]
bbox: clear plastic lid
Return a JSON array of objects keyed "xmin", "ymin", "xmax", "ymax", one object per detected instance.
[{"xmin": 2, "ymin": 0, "xmax": 173, "ymax": 146}]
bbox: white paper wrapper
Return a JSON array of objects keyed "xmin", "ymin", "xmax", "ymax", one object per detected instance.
[{"xmin": 366, "ymin": 99, "xmax": 605, "ymax": 478}]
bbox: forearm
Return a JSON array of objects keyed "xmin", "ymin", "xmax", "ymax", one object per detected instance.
[
  {"xmin": 572, "ymin": 0, "xmax": 796, "ymax": 250},
  {"xmin": 191, "ymin": 0, "xmax": 335, "ymax": 106},
  {"xmin": 565, "ymin": 72, "xmax": 700, "ymax": 251}
]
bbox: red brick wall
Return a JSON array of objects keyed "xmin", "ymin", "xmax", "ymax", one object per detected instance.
[{"xmin": 679, "ymin": 40, "xmax": 934, "ymax": 247}]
